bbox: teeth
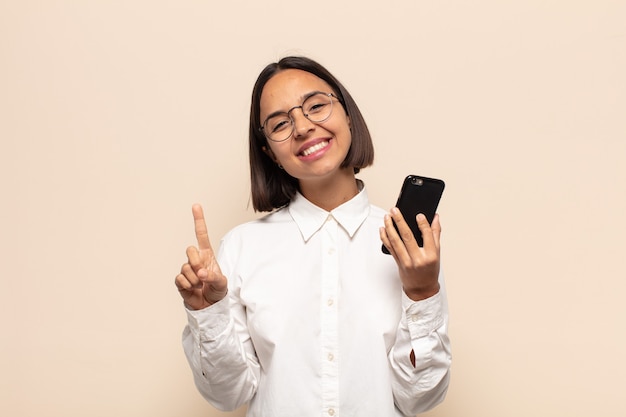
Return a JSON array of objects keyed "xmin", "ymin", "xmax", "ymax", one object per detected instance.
[{"xmin": 301, "ymin": 141, "xmax": 329, "ymax": 156}]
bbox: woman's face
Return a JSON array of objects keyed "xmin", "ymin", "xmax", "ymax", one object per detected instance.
[{"xmin": 260, "ymin": 69, "xmax": 352, "ymax": 184}]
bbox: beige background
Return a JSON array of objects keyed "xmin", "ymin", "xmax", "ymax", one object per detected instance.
[{"xmin": 1, "ymin": 1, "xmax": 625, "ymax": 416}]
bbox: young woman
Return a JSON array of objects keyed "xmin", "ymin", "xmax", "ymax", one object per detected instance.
[{"xmin": 175, "ymin": 56, "xmax": 451, "ymax": 417}]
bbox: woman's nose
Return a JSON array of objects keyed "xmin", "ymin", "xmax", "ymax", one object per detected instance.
[{"xmin": 291, "ymin": 109, "xmax": 315, "ymax": 138}]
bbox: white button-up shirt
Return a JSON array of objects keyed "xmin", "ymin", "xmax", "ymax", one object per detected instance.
[{"xmin": 182, "ymin": 183, "xmax": 451, "ymax": 416}]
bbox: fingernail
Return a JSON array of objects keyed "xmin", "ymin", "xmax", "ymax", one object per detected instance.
[{"xmin": 391, "ymin": 207, "xmax": 399, "ymax": 215}]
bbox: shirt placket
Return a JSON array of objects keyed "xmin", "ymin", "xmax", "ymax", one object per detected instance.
[{"xmin": 320, "ymin": 215, "xmax": 339, "ymax": 417}]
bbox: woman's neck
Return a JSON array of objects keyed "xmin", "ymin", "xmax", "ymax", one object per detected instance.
[{"xmin": 298, "ymin": 168, "xmax": 359, "ymax": 211}]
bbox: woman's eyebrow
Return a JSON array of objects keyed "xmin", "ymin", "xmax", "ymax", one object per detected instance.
[
  {"xmin": 301, "ymin": 90, "xmax": 326, "ymax": 101},
  {"xmin": 264, "ymin": 90, "xmax": 328, "ymax": 120}
]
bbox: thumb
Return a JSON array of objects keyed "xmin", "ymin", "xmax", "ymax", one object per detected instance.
[
  {"xmin": 196, "ymin": 267, "xmax": 208, "ymax": 281},
  {"xmin": 199, "ymin": 264, "xmax": 229, "ymax": 304}
]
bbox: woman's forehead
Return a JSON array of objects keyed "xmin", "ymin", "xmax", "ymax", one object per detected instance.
[{"xmin": 260, "ymin": 69, "xmax": 332, "ymax": 111}]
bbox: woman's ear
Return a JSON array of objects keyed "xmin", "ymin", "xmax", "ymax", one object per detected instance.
[
  {"xmin": 262, "ymin": 145, "xmax": 278, "ymax": 163},
  {"xmin": 262, "ymin": 145, "xmax": 285, "ymax": 170}
]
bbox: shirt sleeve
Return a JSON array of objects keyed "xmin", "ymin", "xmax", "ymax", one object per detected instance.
[
  {"xmin": 388, "ymin": 272, "xmax": 452, "ymax": 415},
  {"xmin": 181, "ymin": 238, "xmax": 260, "ymax": 411}
]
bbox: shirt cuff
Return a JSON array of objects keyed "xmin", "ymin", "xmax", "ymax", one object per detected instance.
[
  {"xmin": 185, "ymin": 296, "xmax": 231, "ymax": 340},
  {"xmin": 401, "ymin": 291, "xmax": 445, "ymax": 339}
]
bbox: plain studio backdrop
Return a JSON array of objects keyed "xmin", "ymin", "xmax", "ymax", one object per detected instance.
[{"xmin": 1, "ymin": 1, "xmax": 625, "ymax": 416}]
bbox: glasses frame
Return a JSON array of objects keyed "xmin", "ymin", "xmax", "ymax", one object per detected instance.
[{"xmin": 259, "ymin": 92, "xmax": 338, "ymax": 142}]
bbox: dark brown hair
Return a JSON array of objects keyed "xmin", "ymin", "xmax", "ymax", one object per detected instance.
[{"xmin": 249, "ymin": 56, "xmax": 374, "ymax": 212}]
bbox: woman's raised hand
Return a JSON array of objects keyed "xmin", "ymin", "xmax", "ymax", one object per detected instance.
[
  {"xmin": 380, "ymin": 208, "xmax": 442, "ymax": 301},
  {"xmin": 175, "ymin": 204, "xmax": 228, "ymax": 310}
]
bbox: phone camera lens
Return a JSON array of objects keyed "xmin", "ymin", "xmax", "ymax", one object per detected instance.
[{"xmin": 411, "ymin": 177, "xmax": 424, "ymax": 186}]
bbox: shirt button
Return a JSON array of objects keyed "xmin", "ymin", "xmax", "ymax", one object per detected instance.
[
  {"xmin": 328, "ymin": 408, "xmax": 335, "ymax": 416},
  {"xmin": 328, "ymin": 353, "xmax": 334, "ymax": 361},
  {"xmin": 411, "ymin": 314, "xmax": 418, "ymax": 322},
  {"xmin": 327, "ymin": 298, "xmax": 334, "ymax": 306},
  {"xmin": 328, "ymin": 248, "xmax": 335, "ymax": 255}
]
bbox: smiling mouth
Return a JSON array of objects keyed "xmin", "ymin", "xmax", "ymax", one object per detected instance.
[{"xmin": 300, "ymin": 140, "xmax": 329, "ymax": 156}]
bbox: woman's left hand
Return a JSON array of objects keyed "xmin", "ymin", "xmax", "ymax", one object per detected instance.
[{"xmin": 380, "ymin": 208, "xmax": 441, "ymax": 301}]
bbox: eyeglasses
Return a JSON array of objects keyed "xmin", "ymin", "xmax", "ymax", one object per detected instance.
[{"xmin": 260, "ymin": 92, "xmax": 337, "ymax": 142}]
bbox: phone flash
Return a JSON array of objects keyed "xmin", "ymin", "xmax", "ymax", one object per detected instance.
[{"xmin": 411, "ymin": 177, "xmax": 424, "ymax": 186}]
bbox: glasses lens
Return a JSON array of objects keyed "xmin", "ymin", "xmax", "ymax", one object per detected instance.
[
  {"xmin": 264, "ymin": 115, "xmax": 293, "ymax": 142},
  {"xmin": 303, "ymin": 93, "xmax": 333, "ymax": 122}
]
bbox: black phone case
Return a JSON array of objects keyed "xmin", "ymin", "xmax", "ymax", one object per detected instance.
[{"xmin": 382, "ymin": 175, "xmax": 445, "ymax": 254}]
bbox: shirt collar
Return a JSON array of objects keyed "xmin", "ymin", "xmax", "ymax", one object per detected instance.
[{"xmin": 288, "ymin": 180, "xmax": 370, "ymax": 241}]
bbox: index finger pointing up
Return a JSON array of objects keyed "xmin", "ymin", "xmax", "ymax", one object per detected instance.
[{"xmin": 192, "ymin": 204, "xmax": 212, "ymax": 251}]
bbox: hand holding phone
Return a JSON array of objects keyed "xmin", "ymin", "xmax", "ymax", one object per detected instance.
[{"xmin": 380, "ymin": 175, "xmax": 445, "ymax": 300}]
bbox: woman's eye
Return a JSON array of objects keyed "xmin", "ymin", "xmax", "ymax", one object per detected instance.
[
  {"xmin": 307, "ymin": 102, "xmax": 327, "ymax": 114},
  {"xmin": 271, "ymin": 118, "xmax": 290, "ymax": 133}
]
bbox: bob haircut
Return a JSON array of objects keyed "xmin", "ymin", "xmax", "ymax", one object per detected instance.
[{"xmin": 249, "ymin": 56, "xmax": 375, "ymax": 212}]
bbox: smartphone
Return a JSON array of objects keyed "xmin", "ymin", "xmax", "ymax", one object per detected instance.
[{"xmin": 382, "ymin": 175, "xmax": 445, "ymax": 254}]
